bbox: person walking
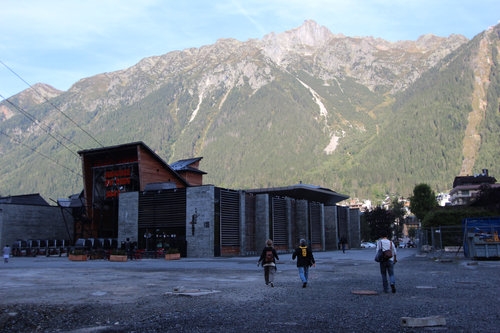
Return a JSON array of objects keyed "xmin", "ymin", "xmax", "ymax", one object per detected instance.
[
  {"xmin": 340, "ymin": 236, "xmax": 347, "ymax": 254},
  {"xmin": 3, "ymin": 244, "xmax": 11, "ymax": 263},
  {"xmin": 376, "ymin": 231, "xmax": 397, "ymax": 293},
  {"xmin": 124, "ymin": 238, "xmax": 134, "ymax": 260},
  {"xmin": 257, "ymin": 239, "xmax": 279, "ymax": 287},
  {"xmin": 292, "ymin": 238, "xmax": 315, "ymax": 288}
]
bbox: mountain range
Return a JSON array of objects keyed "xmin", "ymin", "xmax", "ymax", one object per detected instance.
[{"xmin": 1, "ymin": 20, "xmax": 499, "ymax": 204}]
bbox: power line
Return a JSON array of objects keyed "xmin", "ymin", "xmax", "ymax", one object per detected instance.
[
  {"xmin": 0, "ymin": 92, "xmax": 80, "ymax": 158},
  {"xmin": 0, "ymin": 59, "xmax": 104, "ymax": 148},
  {"xmin": 0, "ymin": 129, "xmax": 82, "ymax": 177}
]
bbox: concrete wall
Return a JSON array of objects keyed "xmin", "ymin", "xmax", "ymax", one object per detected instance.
[
  {"xmin": 255, "ymin": 193, "xmax": 269, "ymax": 250},
  {"xmin": 349, "ymin": 208, "xmax": 361, "ymax": 248},
  {"xmin": 113, "ymin": 187, "xmax": 361, "ymax": 258},
  {"xmin": 294, "ymin": 200, "xmax": 309, "ymax": 246},
  {"xmin": 0, "ymin": 204, "xmax": 74, "ymax": 246},
  {"xmin": 186, "ymin": 186, "xmax": 215, "ymax": 257},
  {"xmin": 337, "ymin": 206, "xmax": 350, "ymax": 248},
  {"xmin": 324, "ymin": 205, "xmax": 338, "ymax": 250},
  {"xmin": 118, "ymin": 192, "xmax": 139, "ymax": 245}
]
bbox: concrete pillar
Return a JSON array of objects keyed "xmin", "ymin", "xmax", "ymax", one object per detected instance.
[
  {"xmin": 118, "ymin": 192, "xmax": 139, "ymax": 244},
  {"xmin": 337, "ymin": 206, "xmax": 349, "ymax": 248},
  {"xmin": 349, "ymin": 208, "xmax": 361, "ymax": 248},
  {"xmin": 320, "ymin": 203, "xmax": 325, "ymax": 250},
  {"xmin": 286, "ymin": 198, "xmax": 293, "ymax": 250},
  {"xmin": 255, "ymin": 193, "xmax": 269, "ymax": 249},
  {"xmin": 295, "ymin": 200, "xmax": 309, "ymax": 245},
  {"xmin": 239, "ymin": 190, "xmax": 246, "ymax": 255},
  {"xmin": 324, "ymin": 205, "xmax": 338, "ymax": 250},
  {"xmin": 186, "ymin": 185, "xmax": 215, "ymax": 257}
]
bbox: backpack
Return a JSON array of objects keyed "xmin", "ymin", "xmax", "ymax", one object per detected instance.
[
  {"xmin": 265, "ymin": 250, "xmax": 274, "ymax": 263},
  {"xmin": 383, "ymin": 242, "xmax": 393, "ymax": 260},
  {"xmin": 300, "ymin": 246, "xmax": 308, "ymax": 257}
]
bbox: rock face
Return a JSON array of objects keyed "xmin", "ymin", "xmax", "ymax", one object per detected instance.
[
  {"xmin": 9, "ymin": 21, "xmax": 467, "ymax": 115},
  {"xmin": 0, "ymin": 20, "xmax": 499, "ymax": 201}
]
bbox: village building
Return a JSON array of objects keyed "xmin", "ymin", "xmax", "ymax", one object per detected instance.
[{"xmin": 449, "ymin": 169, "xmax": 500, "ymax": 206}]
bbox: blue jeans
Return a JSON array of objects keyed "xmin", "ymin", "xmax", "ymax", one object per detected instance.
[
  {"xmin": 379, "ymin": 260, "xmax": 395, "ymax": 291},
  {"xmin": 298, "ymin": 266, "xmax": 310, "ymax": 283}
]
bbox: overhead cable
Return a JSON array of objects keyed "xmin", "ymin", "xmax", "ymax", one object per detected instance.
[
  {"xmin": 0, "ymin": 129, "xmax": 82, "ymax": 177},
  {"xmin": 0, "ymin": 59, "xmax": 104, "ymax": 148},
  {"xmin": 0, "ymin": 93, "xmax": 80, "ymax": 158}
]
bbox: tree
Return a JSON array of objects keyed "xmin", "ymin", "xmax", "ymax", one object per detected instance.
[
  {"xmin": 364, "ymin": 206, "xmax": 395, "ymax": 240},
  {"xmin": 390, "ymin": 197, "xmax": 406, "ymax": 240},
  {"xmin": 359, "ymin": 213, "xmax": 372, "ymax": 241},
  {"xmin": 471, "ymin": 185, "xmax": 500, "ymax": 213},
  {"xmin": 408, "ymin": 228, "xmax": 416, "ymax": 239},
  {"xmin": 410, "ymin": 183, "xmax": 437, "ymax": 222}
]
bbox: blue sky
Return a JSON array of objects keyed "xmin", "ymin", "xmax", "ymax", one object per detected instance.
[{"xmin": 1, "ymin": 0, "xmax": 498, "ymax": 98}]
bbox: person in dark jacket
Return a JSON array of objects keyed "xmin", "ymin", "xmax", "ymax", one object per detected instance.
[
  {"xmin": 257, "ymin": 239, "xmax": 279, "ymax": 287},
  {"xmin": 292, "ymin": 238, "xmax": 315, "ymax": 288}
]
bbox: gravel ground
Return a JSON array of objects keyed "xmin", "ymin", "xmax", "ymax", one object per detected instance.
[{"xmin": 0, "ymin": 249, "xmax": 499, "ymax": 332}]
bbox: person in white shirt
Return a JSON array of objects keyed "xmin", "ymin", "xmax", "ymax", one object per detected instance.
[
  {"xmin": 3, "ymin": 244, "xmax": 11, "ymax": 263},
  {"xmin": 375, "ymin": 231, "xmax": 397, "ymax": 293}
]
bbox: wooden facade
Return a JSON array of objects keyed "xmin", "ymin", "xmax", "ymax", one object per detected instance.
[{"xmin": 78, "ymin": 142, "xmax": 189, "ymax": 238}]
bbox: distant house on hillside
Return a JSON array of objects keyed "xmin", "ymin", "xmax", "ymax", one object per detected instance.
[{"xmin": 449, "ymin": 169, "xmax": 500, "ymax": 206}]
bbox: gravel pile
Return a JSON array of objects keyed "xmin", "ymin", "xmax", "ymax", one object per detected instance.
[{"xmin": 1, "ymin": 252, "xmax": 499, "ymax": 332}]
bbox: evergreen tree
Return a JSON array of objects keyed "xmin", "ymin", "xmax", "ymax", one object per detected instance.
[
  {"xmin": 410, "ymin": 183, "xmax": 437, "ymax": 222},
  {"xmin": 365, "ymin": 206, "xmax": 395, "ymax": 240}
]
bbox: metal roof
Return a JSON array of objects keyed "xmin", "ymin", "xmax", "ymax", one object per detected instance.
[
  {"xmin": 57, "ymin": 192, "xmax": 85, "ymax": 208},
  {"xmin": 246, "ymin": 183, "xmax": 349, "ymax": 206},
  {"xmin": 0, "ymin": 194, "xmax": 50, "ymax": 206},
  {"xmin": 170, "ymin": 157, "xmax": 207, "ymax": 174}
]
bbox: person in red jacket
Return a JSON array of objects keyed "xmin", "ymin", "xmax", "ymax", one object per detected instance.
[
  {"xmin": 257, "ymin": 239, "xmax": 279, "ymax": 287},
  {"xmin": 292, "ymin": 238, "xmax": 315, "ymax": 288}
]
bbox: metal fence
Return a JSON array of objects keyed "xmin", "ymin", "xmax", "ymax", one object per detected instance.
[{"xmin": 417, "ymin": 225, "xmax": 464, "ymax": 256}]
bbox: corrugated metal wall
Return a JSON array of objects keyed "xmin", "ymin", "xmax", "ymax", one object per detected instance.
[
  {"xmin": 309, "ymin": 202, "xmax": 322, "ymax": 247},
  {"xmin": 137, "ymin": 188, "xmax": 187, "ymax": 254},
  {"xmin": 138, "ymin": 189, "xmax": 186, "ymax": 229},
  {"xmin": 271, "ymin": 197, "xmax": 288, "ymax": 248},
  {"xmin": 220, "ymin": 189, "xmax": 240, "ymax": 247},
  {"xmin": 244, "ymin": 193, "xmax": 256, "ymax": 253}
]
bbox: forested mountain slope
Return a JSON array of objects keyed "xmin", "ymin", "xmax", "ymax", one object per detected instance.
[{"xmin": 1, "ymin": 21, "xmax": 498, "ymax": 203}]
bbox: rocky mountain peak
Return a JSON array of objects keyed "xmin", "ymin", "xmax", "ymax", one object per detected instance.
[
  {"xmin": 261, "ymin": 20, "xmax": 334, "ymax": 51},
  {"xmin": 0, "ymin": 83, "xmax": 62, "ymax": 121}
]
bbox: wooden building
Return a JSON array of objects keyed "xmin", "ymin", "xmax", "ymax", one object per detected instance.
[
  {"xmin": 78, "ymin": 142, "xmax": 194, "ymax": 238},
  {"xmin": 77, "ymin": 141, "xmax": 355, "ymax": 257}
]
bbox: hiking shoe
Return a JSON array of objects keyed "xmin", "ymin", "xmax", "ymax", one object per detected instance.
[
  {"xmin": 391, "ymin": 284, "xmax": 396, "ymax": 293},
  {"xmin": 270, "ymin": 282, "xmax": 274, "ymax": 287},
  {"xmin": 302, "ymin": 282, "xmax": 307, "ymax": 288}
]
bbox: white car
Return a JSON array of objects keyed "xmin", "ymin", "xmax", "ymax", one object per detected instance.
[{"xmin": 360, "ymin": 242, "xmax": 376, "ymax": 248}]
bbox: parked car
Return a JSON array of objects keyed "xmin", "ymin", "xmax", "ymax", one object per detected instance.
[
  {"xmin": 360, "ymin": 242, "xmax": 376, "ymax": 248},
  {"xmin": 405, "ymin": 240, "xmax": 416, "ymax": 248}
]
